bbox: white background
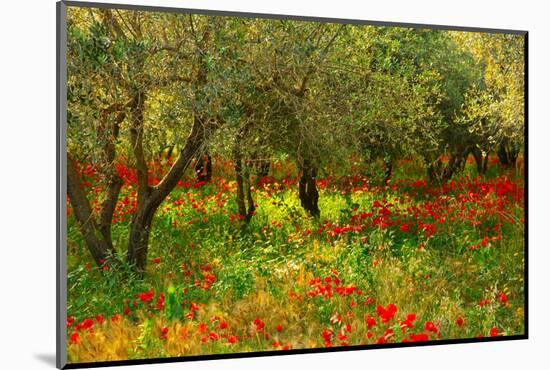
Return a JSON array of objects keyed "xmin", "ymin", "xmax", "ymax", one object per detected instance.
[{"xmin": 0, "ymin": 0, "xmax": 547, "ymax": 369}]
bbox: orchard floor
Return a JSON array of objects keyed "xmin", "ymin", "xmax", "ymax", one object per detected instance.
[{"xmin": 66, "ymin": 158, "xmax": 525, "ymax": 363}]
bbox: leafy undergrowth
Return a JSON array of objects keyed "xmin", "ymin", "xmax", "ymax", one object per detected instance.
[{"xmin": 66, "ymin": 158, "xmax": 525, "ymax": 363}]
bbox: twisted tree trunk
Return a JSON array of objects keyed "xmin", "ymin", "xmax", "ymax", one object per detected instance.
[
  {"xmin": 127, "ymin": 101, "xmax": 211, "ymax": 274},
  {"xmin": 383, "ymin": 158, "xmax": 393, "ymax": 185},
  {"xmin": 67, "ymin": 102, "xmax": 126, "ymax": 268},
  {"xmin": 233, "ymin": 123, "xmax": 255, "ymax": 222},
  {"xmin": 299, "ymin": 160, "xmax": 320, "ymax": 218}
]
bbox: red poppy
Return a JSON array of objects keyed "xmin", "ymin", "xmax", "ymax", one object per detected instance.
[
  {"xmin": 160, "ymin": 327, "xmax": 169, "ymax": 340},
  {"xmin": 408, "ymin": 332, "xmax": 429, "ymax": 342},
  {"xmin": 456, "ymin": 317, "xmax": 465, "ymax": 327},
  {"xmin": 156, "ymin": 293, "xmax": 165, "ymax": 311},
  {"xmin": 276, "ymin": 324, "xmax": 283, "ymax": 332},
  {"xmin": 365, "ymin": 315, "xmax": 377, "ymax": 329},
  {"xmin": 209, "ymin": 332, "xmax": 220, "ymax": 341},
  {"xmin": 197, "ymin": 323, "xmax": 207, "ymax": 333},
  {"xmin": 424, "ymin": 321, "xmax": 438, "ymax": 333},
  {"xmin": 137, "ymin": 290, "xmax": 155, "ymax": 303},
  {"xmin": 376, "ymin": 303, "xmax": 398, "ymax": 323},
  {"xmin": 321, "ymin": 329, "xmax": 333, "ymax": 343},
  {"xmin": 69, "ymin": 332, "xmax": 80, "ymax": 345},
  {"xmin": 218, "ymin": 320, "xmax": 228, "ymax": 330},
  {"xmin": 253, "ymin": 318, "xmax": 265, "ymax": 332}
]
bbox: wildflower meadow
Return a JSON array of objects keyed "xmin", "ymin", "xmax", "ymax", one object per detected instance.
[{"xmin": 64, "ymin": 5, "xmax": 525, "ymax": 364}]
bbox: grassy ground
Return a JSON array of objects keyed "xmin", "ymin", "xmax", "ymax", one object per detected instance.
[{"xmin": 66, "ymin": 157, "xmax": 525, "ymax": 363}]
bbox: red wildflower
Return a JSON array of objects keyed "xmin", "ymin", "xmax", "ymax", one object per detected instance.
[
  {"xmin": 218, "ymin": 320, "xmax": 228, "ymax": 330},
  {"xmin": 498, "ymin": 292, "xmax": 508, "ymax": 304},
  {"xmin": 489, "ymin": 327, "xmax": 501, "ymax": 337},
  {"xmin": 376, "ymin": 303, "xmax": 398, "ymax": 323},
  {"xmin": 253, "ymin": 318, "xmax": 265, "ymax": 332},
  {"xmin": 227, "ymin": 335, "xmax": 238, "ymax": 344},
  {"xmin": 479, "ymin": 299, "xmax": 491, "ymax": 307},
  {"xmin": 160, "ymin": 327, "xmax": 169, "ymax": 340},
  {"xmin": 321, "ymin": 329, "xmax": 333, "ymax": 343},
  {"xmin": 156, "ymin": 293, "xmax": 165, "ymax": 311},
  {"xmin": 209, "ymin": 332, "xmax": 220, "ymax": 341},
  {"xmin": 79, "ymin": 318, "xmax": 94, "ymax": 331},
  {"xmin": 197, "ymin": 323, "xmax": 207, "ymax": 333},
  {"xmin": 185, "ymin": 312, "xmax": 195, "ymax": 320},
  {"xmin": 152, "ymin": 257, "xmax": 161, "ymax": 264},
  {"xmin": 365, "ymin": 315, "xmax": 377, "ymax": 329},
  {"xmin": 424, "ymin": 321, "xmax": 438, "ymax": 334},
  {"xmin": 408, "ymin": 332, "xmax": 429, "ymax": 342},
  {"xmin": 362, "ymin": 297, "xmax": 375, "ymax": 306},
  {"xmin": 456, "ymin": 317, "xmax": 465, "ymax": 327},
  {"xmin": 400, "ymin": 313, "xmax": 416, "ymax": 330},
  {"xmin": 276, "ymin": 324, "xmax": 284, "ymax": 332},
  {"xmin": 95, "ymin": 314, "xmax": 104, "ymax": 324},
  {"xmin": 137, "ymin": 290, "xmax": 155, "ymax": 303},
  {"xmin": 69, "ymin": 332, "xmax": 80, "ymax": 345}
]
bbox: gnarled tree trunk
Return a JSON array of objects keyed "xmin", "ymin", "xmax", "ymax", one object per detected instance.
[
  {"xmin": 299, "ymin": 160, "xmax": 320, "ymax": 218},
  {"xmin": 126, "ymin": 103, "xmax": 212, "ymax": 274},
  {"xmin": 497, "ymin": 141, "xmax": 519, "ymax": 169},
  {"xmin": 233, "ymin": 123, "xmax": 255, "ymax": 222},
  {"xmin": 383, "ymin": 158, "xmax": 393, "ymax": 186},
  {"xmin": 471, "ymin": 147, "xmax": 489, "ymax": 176},
  {"xmin": 67, "ymin": 102, "xmax": 127, "ymax": 268}
]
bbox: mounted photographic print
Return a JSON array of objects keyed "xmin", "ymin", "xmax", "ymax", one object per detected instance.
[{"xmin": 56, "ymin": 1, "xmax": 527, "ymax": 368}]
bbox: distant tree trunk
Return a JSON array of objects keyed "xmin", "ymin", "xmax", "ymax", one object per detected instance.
[
  {"xmin": 383, "ymin": 158, "xmax": 393, "ymax": 185},
  {"xmin": 472, "ymin": 147, "xmax": 483, "ymax": 175},
  {"xmin": 234, "ymin": 154, "xmax": 247, "ymax": 219},
  {"xmin": 497, "ymin": 141, "xmax": 519, "ymax": 169},
  {"xmin": 299, "ymin": 160, "xmax": 320, "ymax": 218},
  {"xmin": 256, "ymin": 159, "xmax": 270, "ymax": 179},
  {"xmin": 426, "ymin": 148, "xmax": 468, "ymax": 184},
  {"xmin": 472, "ymin": 147, "xmax": 489, "ymax": 176},
  {"xmin": 194, "ymin": 150, "xmax": 212, "ymax": 182},
  {"xmin": 244, "ymin": 167, "xmax": 256, "ymax": 217},
  {"xmin": 233, "ymin": 123, "xmax": 255, "ymax": 222},
  {"xmin": 482, "ymin": 153, "xmax": 489, "ymax": 174}
]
